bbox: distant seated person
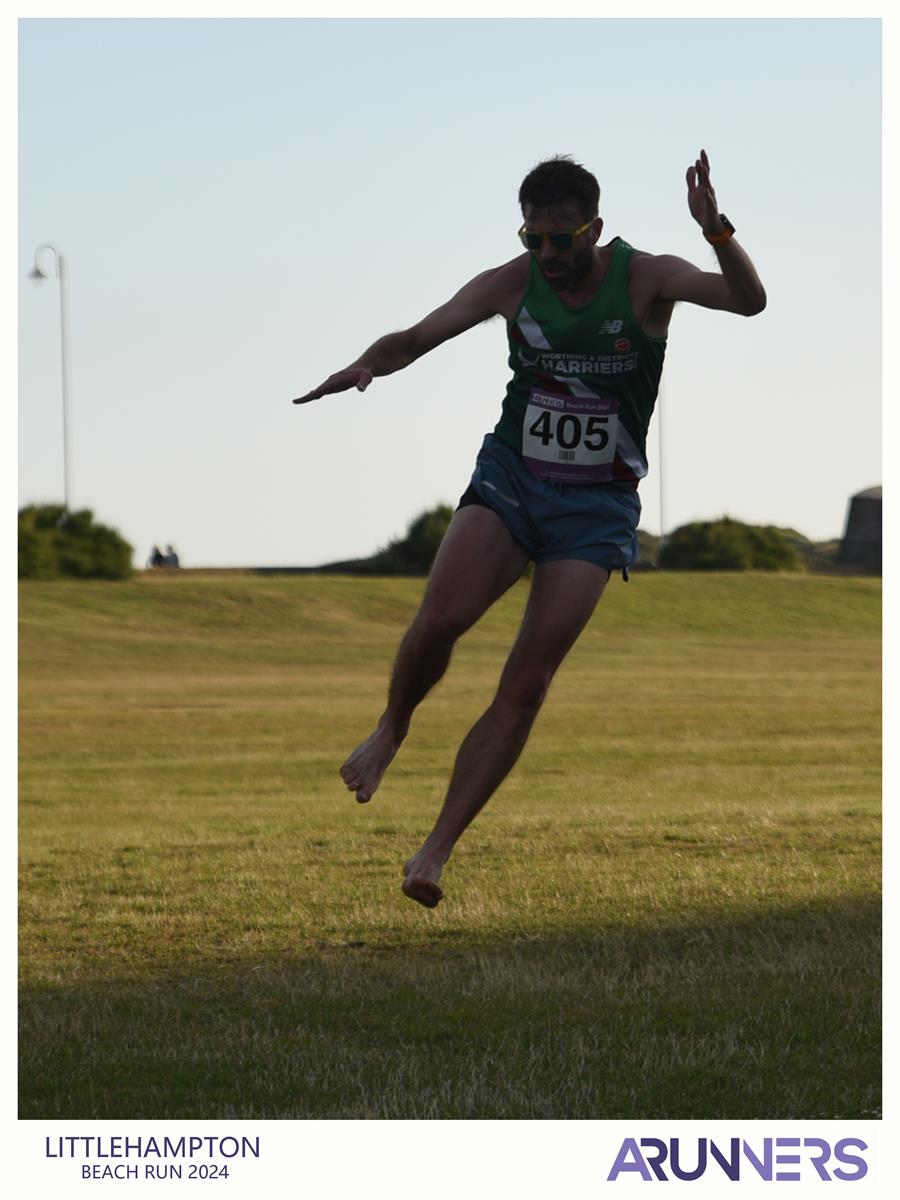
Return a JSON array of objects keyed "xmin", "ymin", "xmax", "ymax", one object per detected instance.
[
  {"xmin": 162, "ymin": 544, "xmax": 180, "ymax": 568},
  {"xmin": 147, "ymin": 545, "xmax": 165, "ymax": 568}
]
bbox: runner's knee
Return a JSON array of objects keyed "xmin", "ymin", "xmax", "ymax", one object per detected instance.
[
  {"xmin": 498, "ymin": 669, "xmax": 553, "ymax": 715},
  {"xmin": 415, "ymin": 605, "xmax": 469, "ymax": 647}
]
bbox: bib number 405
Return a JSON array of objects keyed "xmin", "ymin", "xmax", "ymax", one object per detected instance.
[
  {"xmin": 528, "ymin": 410, "xmax": 610, "ymax": 453},
  {"xmin": 522, "ymin": 389, "xmax": 619, "ymax": 480}
]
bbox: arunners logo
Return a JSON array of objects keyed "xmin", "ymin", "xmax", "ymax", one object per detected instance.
[
  {"xmin": 599, "ymin": 319, "xmax": 624, "ymax": 334},
  {"xmin": 607, "ymin": 1138, "xmax": 869, "ymax": 1183}
]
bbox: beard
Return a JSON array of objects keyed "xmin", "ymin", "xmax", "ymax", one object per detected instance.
[{"xmin": 540, "ymin": 244, "xmax": 595, "ymax": 291}]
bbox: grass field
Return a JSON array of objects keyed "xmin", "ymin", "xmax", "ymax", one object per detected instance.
[{"xmin": 19, "ymin": 571, "xmax": 881, "ymax": 1119}]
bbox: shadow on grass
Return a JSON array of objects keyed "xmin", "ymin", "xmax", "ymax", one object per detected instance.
[{"xmin": 20, "ymin": 895, "xmax": 880, "ymax": 1120}]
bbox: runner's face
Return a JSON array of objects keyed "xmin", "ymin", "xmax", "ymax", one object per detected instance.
[{"xmin": 522, "ymin": 202, "xmax": 599, "ymax": 291}]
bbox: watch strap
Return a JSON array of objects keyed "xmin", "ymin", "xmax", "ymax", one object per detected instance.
[{"xmin": 705, "ymin": 213, "xmax": 736, "ymax": 245}]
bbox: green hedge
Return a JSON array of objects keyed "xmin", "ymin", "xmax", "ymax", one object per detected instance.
[{"xmin": 659, "ymin": 517, "xmax": 801, "ymax": 571}]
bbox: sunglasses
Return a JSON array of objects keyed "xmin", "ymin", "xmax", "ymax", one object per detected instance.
[{"xmin": 518, "ymin": 218, "xmax": 594, "ymax": 251}]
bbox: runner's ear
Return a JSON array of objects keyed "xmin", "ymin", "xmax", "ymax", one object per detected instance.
[{"xmin": 591, "ymin": 217, "xmax": 604, "ymax": 243}]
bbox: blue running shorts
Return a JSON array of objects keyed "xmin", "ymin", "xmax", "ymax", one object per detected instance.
[{"xmin": 458, "ymin": 433, "xmax": 641, "ymax": 573}]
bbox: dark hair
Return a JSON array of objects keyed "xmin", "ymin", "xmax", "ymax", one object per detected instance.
[{"xmin": 518, "ymin": 155, "xmax": 600, "ymax": 220}]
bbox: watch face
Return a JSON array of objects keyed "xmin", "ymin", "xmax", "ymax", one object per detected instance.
[{"xmin": 720, "ymin": 213, "xmax": 735, "ymax": 233}]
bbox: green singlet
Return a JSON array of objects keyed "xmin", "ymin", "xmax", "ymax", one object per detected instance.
[{"xmin": 493, "ymin": 237, "xmax": 666, "ymax": 485}]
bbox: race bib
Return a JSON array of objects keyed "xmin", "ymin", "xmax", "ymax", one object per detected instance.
[{"xmin": 522, "ymin": 387, "xmax": 619, "ymax": 483}]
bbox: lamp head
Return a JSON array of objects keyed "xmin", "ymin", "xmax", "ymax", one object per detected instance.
[{"xmin": 30, "ymin": 244, "xmax": 61, "ymax": 279}]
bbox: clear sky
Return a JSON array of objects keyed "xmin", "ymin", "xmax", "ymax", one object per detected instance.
[{"xmin": 18, "ymin": 16, "xmax": 882, "ymax": 567}]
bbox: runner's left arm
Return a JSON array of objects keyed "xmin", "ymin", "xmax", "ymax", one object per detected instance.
[{"xmin": 654, "ymin": 148, "xmax": 767, "ymax": 317}]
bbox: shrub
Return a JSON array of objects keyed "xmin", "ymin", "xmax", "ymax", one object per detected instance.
[
  {"xmin": 400, "ymin": 504, "xmax": 455, "ymax": 571},
  {"xmin": 18, "ymin": 505, "xmax": 134, "ymax": 580},
  {"xmin": 366, "ymin": 504, "xmax": 455, "ymax": 575},
  {"xmin": 658, "ymin": 517, "xmax": 801, "ymax": 572}
]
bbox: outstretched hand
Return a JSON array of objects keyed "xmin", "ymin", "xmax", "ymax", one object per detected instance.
[
  {"xmin": 292, "ymin": 366, "xmax": 373, "ymax": 405},
  {"xmin": 685, "ymin": 148, "xmax": 720, "ymax": 235}
]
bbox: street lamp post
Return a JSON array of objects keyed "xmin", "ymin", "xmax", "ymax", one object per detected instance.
[{"xmin": 29, "ymin": 243, "xmax": 72, "ymax": 515}]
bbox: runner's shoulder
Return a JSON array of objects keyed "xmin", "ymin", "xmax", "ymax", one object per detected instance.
[
  {"xmin": 473, "ymin": 254, "xmax": 530, "ymax": 320},
  {"xmin": 626, "ymin": 244, "xmax": 696, "ymax": 280},
  {"xmin": 623, "ymin": 244, "xmax": 687, "ymax": 299},
  {"xmin": 621, "ymin": 243, "xmax": 661, "ymax": 271}
]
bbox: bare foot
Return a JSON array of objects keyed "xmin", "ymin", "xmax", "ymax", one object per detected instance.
[
  {"xmin": 340, "ymin": 723, "xmax": 403, "ymax": 804},
  {"xmin": 401, "ymin": 852, "xmax": 445, "ymax": 908}
]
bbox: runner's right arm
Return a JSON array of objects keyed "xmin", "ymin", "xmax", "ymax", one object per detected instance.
[{"xmin": 292, "ymin": 263, "xmax": 522, "ymax": 405}]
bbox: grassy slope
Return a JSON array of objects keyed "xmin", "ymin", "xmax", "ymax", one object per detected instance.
[{"xmin": 19, "ymin": 573, "xmax": 881, "ymax": 1119}]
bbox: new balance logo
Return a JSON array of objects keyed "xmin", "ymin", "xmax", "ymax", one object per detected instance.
[{"xmin": 599, "ymin": 320, "xmax": 624, "ymax": 334}]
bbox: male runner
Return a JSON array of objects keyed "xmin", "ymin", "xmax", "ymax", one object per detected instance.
[{"xmin": 293, "ymin": 150, "xmax": 766, "ymax": 908}]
